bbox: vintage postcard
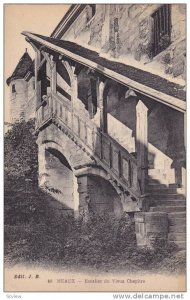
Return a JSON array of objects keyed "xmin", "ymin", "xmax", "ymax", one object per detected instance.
[{"xmin": 4, "ymin": 3, "xmax": 186, "ymax": 292}]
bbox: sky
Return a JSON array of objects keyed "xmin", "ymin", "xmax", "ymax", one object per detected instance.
[{"xmin": 4, "ymin": 4, "xmax": 71, "ymax": 122}]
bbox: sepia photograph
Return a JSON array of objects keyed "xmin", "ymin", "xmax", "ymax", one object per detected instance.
[{"xmin": 4, "ymin": 3, "xmax": 186, "ymax": 292}]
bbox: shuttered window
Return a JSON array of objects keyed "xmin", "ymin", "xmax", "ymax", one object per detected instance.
[{"xmin": 152, "ymin": 4, "xmax": 171, "ymax": 57}]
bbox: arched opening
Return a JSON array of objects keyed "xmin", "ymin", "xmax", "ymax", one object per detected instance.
[
  {"xmin": 87, "ymin": 174, "xmax": 123, "ymax": 218},
  {"xmin": 105, "ymin": 82, "xmax": 136, "ymax": 154},
  {"xmin": 56, "ymin": 60, "xmax": 71, "ymax": 101},
  {"xmin": 77, "ymin": 67, "xmax": 98, "ymax": 118},
  {"xmin": 44, "ymin": 148, "xmax": 79, "ymax": 212}
]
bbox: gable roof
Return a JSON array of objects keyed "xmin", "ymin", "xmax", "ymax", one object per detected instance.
[
  {"xmin": 6, "ymin": 50, "xmax": 34, "ymax": 86},
  {"xmin": 50, "ymin": 4, "xmax": 86, "ymax": 38}
]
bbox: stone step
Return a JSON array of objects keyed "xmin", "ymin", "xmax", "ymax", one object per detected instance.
[
  {"xmin": 151, "ymin": 199, "xmax": 186, "ymax": 206},
  {"xmin": 168, "ymin": 232, "xmax": 186, "ymax": 241},
  {"xmin": 151, "ymin": 194, "xmax": 185, "ymax": 200},
  {"xmin": 169, "ymin": 241, "xmax": 186, "ymax": 250},
  {"xmin": 168, "ymin": 212, "xmax": 186, "ymax": 219},
  {"xmin": 147, "ymin": 183, "xmax": 179, "ymax": 189},
  {"xmin": 148, "ymin": 179, "xmax": 169, "ymax": 185},
  {"xmin": 169, "ymin": 218, "xmax": 186, "ymax": 226},
  {"xmin": 169, "ymin": 225, "xmax": 186, "ymax": 233},
  {"xmin": 150, "ymin": 206, "xmax": 186, "ymax": 213},
  {"xmin": 147, "ymin": 188, "xmax": 183, "ymax": 194}
]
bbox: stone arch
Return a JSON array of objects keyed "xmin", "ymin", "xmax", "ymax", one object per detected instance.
[
  {"xmin": 61, "ymin": 60, "xmax": 74, "ymax": 82},
  {"xmin": 75, "ymin": 166, "xmax": 124, "ymax": 218},
  {"xmin": 37, "ymin": 122, "xmax": 95, "ymax": 167},
  {"xmin": 42, "ymin": 140, "xmax": 75, "ymax": 172},
  {"xmin": 38, "ymin": 140, "xmax": 79, "ymax": 212},
  {"xmin": 75, "ymin": 165, "xmax": 122, "ymax": 195}
]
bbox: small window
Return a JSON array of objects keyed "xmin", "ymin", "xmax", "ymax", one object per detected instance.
[
  {"xmin": 152, "ymin": 4, "xmax": 171, "ymax": 57},
  {"xmin": 33, "ymin": 81, "xmax": 35, "ymax": 90},
  {"xmin": 12, "ymin": 84, "xmax": 16, "ymax": 93}
]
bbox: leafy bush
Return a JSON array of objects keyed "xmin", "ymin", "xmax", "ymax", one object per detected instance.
[{"xmin": 4, "ymin": 119, "xmax": 38, "ymax": 181}]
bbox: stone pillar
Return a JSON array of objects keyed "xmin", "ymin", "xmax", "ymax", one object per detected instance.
[
  {"xmin": 77, "ymin": 175, "xmax": 90, "ymax": 219},
  {"xmin": 38, "ymin": 145, "xmax": 48, "ymax": 188},
  {"xmin": 134, "ymin": 212, "xmax": 169, "ymax": 249},
  {"xmin": 136, "ymin": 100, "xmax": 148, "ymax": 195}
]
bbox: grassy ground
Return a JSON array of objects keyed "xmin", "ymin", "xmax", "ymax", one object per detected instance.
[{"xmin": 4, "ymin": 180, "xmax": 186, "ymax": 275}]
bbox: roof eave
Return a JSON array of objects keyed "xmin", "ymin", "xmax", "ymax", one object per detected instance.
[{"xmin": 22, "ymin": 31, "xmax": 186, "ymax": 113}]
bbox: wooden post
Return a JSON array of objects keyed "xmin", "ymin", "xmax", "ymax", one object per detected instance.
[
  {"xmin": 72, "ymin": 73, "xmax": 78, "ymax": 103},
  {"xmin": 70, "ymin": 65, "xmax": 77, "ymax": 131},
  {"xmin": 184, "ymin": 111, "xmax": 186, "ymax": 151},
  {"xmin": 136, "ymin": 100, "xmax": 148, "ymax": 195},
  {"xmin": 50, "ymin": 57, "xmax": 57, "ymax": 93},
  {"xmin": 98, "ymin": 79, "xmax": 107, "ymax": 132},
  {"xmin": 35, "ymin": 49, "xmax": 42, "ymax": 110},
  {"xmin": 25, "ymin": 39, "xmax": 42, "ymax": 111}
]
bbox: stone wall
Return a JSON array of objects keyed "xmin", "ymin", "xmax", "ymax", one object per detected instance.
[
  {"xmin": 148, "ymin": 101, "xmax": 185, "ymax": 185},
  {"xmin": 62, "ymin": 4, "xmax": 186, "ymax": 81},
  {"xmin": 9, "ymin": 79, "xmax": 28, "ymax": 123},
  {"xmin": 25, "ymin": 77, "xmax": 36, "ymax": 121},
  {"xmin": 135, "ymin": 212, "xmax": 168, "ymax": 248},
  {"xmin": 44, "ymin": 150, "xmax": 77, "ymax": 210},
  {"xmin": 87, "ymin": 175, "xmax": 123, "ymax": 217},
  {"xmin": 9, "ymin": 77, "xmax": 36, "ymax": 123}
]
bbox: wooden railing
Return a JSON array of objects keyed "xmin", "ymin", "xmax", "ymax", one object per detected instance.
[{"xmin": 36, "ymin": 93, "xmax": 140, "ymax": 198}]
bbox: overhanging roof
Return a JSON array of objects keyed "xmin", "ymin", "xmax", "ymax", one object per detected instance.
[
  {"xmin": 7, "ymin": 50, "xmax": 33, "ymax": 86},
  {"xmin": 22, "ymin": 31, "xmax": 186, "ymax": 113}
]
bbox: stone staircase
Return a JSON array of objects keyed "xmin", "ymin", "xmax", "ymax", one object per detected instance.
[{"xmin": 147, "ymin": 176, "xmax": 186, "ymax": 249}]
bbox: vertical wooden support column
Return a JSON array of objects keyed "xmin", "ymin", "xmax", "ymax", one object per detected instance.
[
  {"xmin": 35, "ymin": 49, "xmax": 42, "ymax": 110},
  {"xmin": 136, "ymin": 100, "xmax": 148, "ymax": 195},
  {"xmin": 184, "ymin": 111, "xmax": 186, "ymax": 151},
  {"xmin": 71, "ymin": 66, "xmax": 77, "ymax": 130},
  {"xmin": 72, "ymin": 73, "xmax": 78, "ymax": 104},
  {"xmin": 88, "ymin": 79, "xmax": 94, "ymax": 119},
  {"xmin": 97, "ymin": 79, "xmax": 107, "ymax": 132},
  {"xmin": 50, "ymin": 57, "xmax": 57, "ymax": 93}
]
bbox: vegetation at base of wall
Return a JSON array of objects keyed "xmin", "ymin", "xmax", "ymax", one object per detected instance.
[
  {"xmin": 4, "ymin": 119, "xmax": 38, "ymax": 181},
  {"xmin": 4, "ymin": 120, "xmax": 185, "ymax": 274},
  {"xmin": 4, "ymin": 180, "xmax": 185, "ymax": 274}
]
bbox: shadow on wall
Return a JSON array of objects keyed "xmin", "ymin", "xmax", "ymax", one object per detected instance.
[
  {"xmin": 87, "ymin": 174, "xmax": 123, "ymax": 218},
  {"xmin": 44, "ymin": 149, "xmax": 79, "ymax": 211},
  {"xmin": 75, "ymin": 65, "xmax": 185, "ymax": 186},
  {"xmin": 100, "ymin": 82, "xmax": 185, "ymax": 186}
]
